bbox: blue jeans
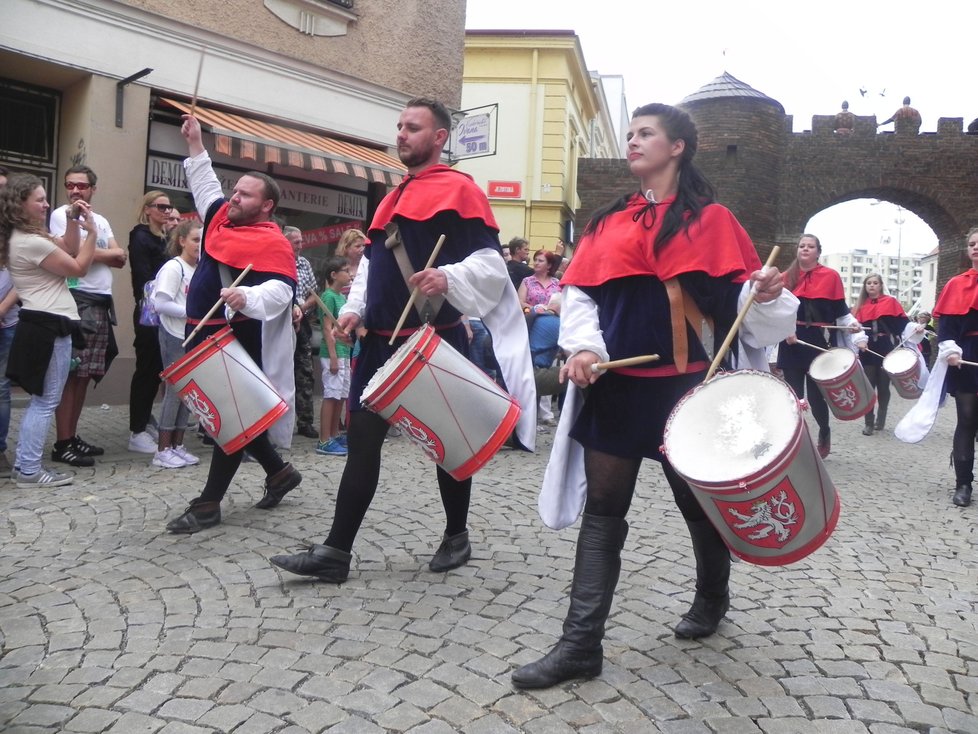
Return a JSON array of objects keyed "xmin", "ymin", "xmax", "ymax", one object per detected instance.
[
  {"xmin": 158, "ymin": 328, "xmax": 189, "ymax": 432},
  {"xmin": 15, "ymin": 335, "xmax": 71, "ymax": 474},
  {"xmin": 0, "ymin": 325, "xmax": 15, "ymax": 452}
]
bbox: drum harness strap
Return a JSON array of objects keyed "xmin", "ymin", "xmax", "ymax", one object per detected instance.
[
  {"xmin": 663, "ymin": 278, "xmax": 715, "ymax": 374},
  {"xmin": 385, "ymin": 223, "xmax": 444, "ymax": 325}
]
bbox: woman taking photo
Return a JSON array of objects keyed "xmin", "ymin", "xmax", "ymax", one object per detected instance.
[
  {"xmin": 0, "ymin": 173, "xmax": 96, "ymax": 487},
  {"xmin": 127, "ymin": 190, "xmax": 172, "ymax": 454},
  {"xmin": 150, "ymin": 219, "xmax": 201, "ymax": 469},
  {"xmin": 852, "ymin": 273, "xmax": 921, "ymax": 435},
  {"xmin": 510, "ymin": 103, "xmax": 796, "ymax": 690},
  {"xmin": 933, "ymin": 227, "xmax": 978, "ymax": 507},
  {"xmin": 776, "ymin": 235, "xmax": 866, "ymax": 458}
]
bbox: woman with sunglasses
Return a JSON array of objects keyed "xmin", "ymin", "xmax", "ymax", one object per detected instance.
[
  {"xmin": 127, "ymin": 191, "xmax": 172, "ymax": 454},
  {"xmin": 0, "ymin": 173, "xmax": 97, "ymax": 486}
]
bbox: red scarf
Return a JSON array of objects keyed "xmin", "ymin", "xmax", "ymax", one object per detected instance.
[
  {"xmin": 370, "ymin": 164, "xmax": 498, "ymax": 233},
  {"xmin": 789, "ymin": 264, "xmax": 844, "ymax": 300},
  {"xmin": 205, "ymin": 202, "xmax": 297, "ymax": 280},
  {"xmin": 854, "ymin": 294, "xmax": 905, "ymax": 322},
  {"xmin": 935, "ymin": 269, "xmax": 978, "ymax": 316},
  {"xmin": 562, "ymin": 195, "xmax": 759, "ymax": 287}
]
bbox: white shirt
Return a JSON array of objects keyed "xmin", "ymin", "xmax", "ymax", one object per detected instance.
[{"xmin": 48, "ymin": 205, "xmax": 115, "ymax": 295}]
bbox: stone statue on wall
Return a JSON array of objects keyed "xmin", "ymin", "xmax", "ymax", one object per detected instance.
[
  {"xmin": 879, "ymin": 96, "xmax": 921, "ymax": 134},
  {"xmin": 833, "ymin": 101, "xmax": 855, "ymax": 135}
]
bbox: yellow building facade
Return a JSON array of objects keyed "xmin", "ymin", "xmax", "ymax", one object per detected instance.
[{"xmin": 458, "ymin": 31, "xmax": 620, "ymax": 251}]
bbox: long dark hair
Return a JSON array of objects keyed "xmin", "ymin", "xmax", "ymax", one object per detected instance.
[
  {"xmin": 583, "ymin": 103, "xmax": 715, "ymax": 251},
  {"xmin": 0, "ymin": 173, "xmax": 50, "ymax": 268}
]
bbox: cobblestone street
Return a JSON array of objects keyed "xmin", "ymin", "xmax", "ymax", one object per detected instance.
[{"xmin": 1, "ymin": 392, "xmax": 977, "ymax": 733}]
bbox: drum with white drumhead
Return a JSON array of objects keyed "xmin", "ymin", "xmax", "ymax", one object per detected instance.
[
  {"xmin": 808, "ymin": 347, "xmax": 876, "ymax": 420},
  {"xmin": 662, "ymin": 370, "xmax": 840, "ymax": 566},
  {"xmin": 883, "ymin": 347, "xmax": 923, "ymax": 399},
  {"xmin": 362, "ymin": 324, "xmax": 521, "ymax": 480}
]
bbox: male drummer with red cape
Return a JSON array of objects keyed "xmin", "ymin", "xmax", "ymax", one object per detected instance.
[
  {"xmin": 165, "ymin": 115, "xmax": 301, "ymax": 534},
  {"xmin": 271, "ymin": 98, "xmax": 535, "ymax": 582}
]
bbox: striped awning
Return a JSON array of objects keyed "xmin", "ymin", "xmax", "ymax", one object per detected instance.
[{"xmin": 161, "ymin": 98, "xmax": 405, "ymax": 186}]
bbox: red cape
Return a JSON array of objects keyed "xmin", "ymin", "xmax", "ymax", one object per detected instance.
[
  {"xmin": 789, "ymin": 264, "xmax": 845, "ymax": 300},
  {"xmin": 854, "ymin": 294, "xmax": 906, "ymax": 321},
  {"xmin": 935, "ymin": 269, "xmax": 978, "ymax": 316},
  {"xmin": 370, "ymin": 164, "xmax": 498, "ymax": 233},
  {"xmin": 561, "ymin": 195, "xmax": 760, "ymax": 287},
  {"xmin": 205, "ymin": 203, "xmax": 297, "ymax": 280}
]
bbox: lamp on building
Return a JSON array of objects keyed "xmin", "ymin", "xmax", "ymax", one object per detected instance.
[
  {"xmin": 870, "ymin": 200, "xmax": 907, "ymax": 303},
  {"xmin": 115, "ymin": 68, "xmax": 153, "ymax": 128}
]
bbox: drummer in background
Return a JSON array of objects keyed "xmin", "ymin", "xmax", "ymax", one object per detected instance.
[
  {"xmin": 165, "ymin": 114, "xmax": 301, "ymax": 534},
  {"xmin": 932, "ymin": 226, "xmax": 978, "ymax": 507},
  {"xmin": 269, "ymin": 97, "xmax": 535, "ymax": 582},
  {"xmin": 853, "ymin": 273, "xmax": 923, "ymax": 435},
  {"xmin": 776, "ymin": 234, "xmax": 867, "ymax": 458},
  {"xmin": 510, "ymin": 103, "xmax": 799, "ymax": 690}
]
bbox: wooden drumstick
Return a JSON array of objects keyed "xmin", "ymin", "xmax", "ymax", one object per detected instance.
[
  {"xmin": 307, "ymin": 288, "xmax": 338, "ymax": 327},
  {"xmin": 957, "ymin": 359, "xmax": 978, "ymax": 368},
  {"xmin": 795, "ymin": 339, "xmax": 830, "ymax": 353},
  {"xmin": 182, "ymin": 264, "xmax": 253, "ymax": 347},
  {"xmin": 389, "ymin": 234, "xmax": 446, "ymax": 346},
  {"xmin": 705, "ymin": 246, "xmax": 780, "ymax": 381},
  {"xmin": 591, "ymin": 354, "xmax": 660, "ymax": 372},
  {"xmin": 189, "ymin": 50, "xmax": 206, "ymax": 118}
]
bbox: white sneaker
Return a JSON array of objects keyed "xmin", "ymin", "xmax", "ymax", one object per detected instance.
[
  {"xmin": 14, "ymin": 467, "xmax": 73, "ymax": 488},
  {"xmin": 129, "ymin": 431, "xmax": 157, "ymax": 454},
  {"xmin": 152, "ymin": 448, "xmax": 188, "ymax": 468},
  {"xmin": 172, "ymin": 445, "xmax": 200, "ymax": 466}
]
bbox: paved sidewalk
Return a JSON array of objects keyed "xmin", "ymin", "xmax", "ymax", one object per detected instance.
[{"xmin": 1, "ymin": 393, "xmax": 977, "ymax": 733}]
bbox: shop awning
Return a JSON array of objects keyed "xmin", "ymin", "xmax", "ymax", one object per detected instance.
[{"xmin": 161, "ymin": 98, "xmax": 405, "ymax": 186}]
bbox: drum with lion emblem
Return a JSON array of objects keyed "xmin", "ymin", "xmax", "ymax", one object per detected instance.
[
  {"xmin": 808, "ymin": 347, "xmax": 876, "ymax": 420},
  {"xmin": 662, "ymin": 370, "xmax": 840, "ymax": 566}
]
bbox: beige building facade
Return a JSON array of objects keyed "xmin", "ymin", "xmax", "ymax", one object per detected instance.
[
  {"xmin": 457, "ymin": 30, "xmax": 621, "ymax": 251},
  {"xmin": 1, "ymin": 0, "xmax": 466, "ymax": 402}
]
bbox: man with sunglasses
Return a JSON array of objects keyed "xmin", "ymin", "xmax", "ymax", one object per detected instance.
[
  {"xmin": 163, "ymin": 208, "xmax": 182, "ymax": 235},
  {"xmin": 48, "ymin": 165, "xmax": 127, "ymax": 466}
]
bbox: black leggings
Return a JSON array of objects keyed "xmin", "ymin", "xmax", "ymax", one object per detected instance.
[
  {"xmin": 863, "ymin": 365, "xmax": 891, "ymax": 417},
  {"xmin": 324, "ymin": 410, "xmax": 472, "ymax": 553},
  {"xmin": 781, "ymin": 367, "xmax": 829, "ymax": 434},
  {"xmin": 581, "ymin": 447, "xmax": 706, "ymax": 522},
  {"xmin": 953, "ymin": 392, "xmax": 978, "ymax": 482},
  {"xmin": 198, "ymin": 432, "xmax": 285, "ymax": 503}
]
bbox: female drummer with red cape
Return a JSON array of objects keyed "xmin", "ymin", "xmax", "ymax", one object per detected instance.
[
  {"xmin": 776, "ymin": 235, "xmax": 867, "ymax": 458},
  {"xmin": 852, "ymin": 273, "xmax": 924, "ymax": 435},
  {"xmin": 510, "ymin": 103, "xmax": 799, "ymax": 690}
]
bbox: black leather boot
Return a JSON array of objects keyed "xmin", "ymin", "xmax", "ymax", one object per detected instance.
[
  {"xmin": 255, "ymin": 463, "xmax": 302, "ymax": 509},
  {"xmin": 429, "ymin": 530, "xmax": 472, "ymax": 572},
  {"xmin": 674, "ymin": 519, "xmax": 731, "ymax": 639},
  {"xmin": 270, "ymin": 544, "xmax": 352, "ymax": 582},
  {"xmin": 511, "ymin": 514, "xmax": 628, "ymax": 689},
  {"xmin": 954, "ymin": 459, "xmax": 974, "ymax": 507},
  {"xmin": 874, "ymin": 406, "xmax": 887, "ymax": 432},
  {"xmin": 862, "ymin": 413, "xmax": 874, "ymax": 436},
  {"xmin": 166, "ymin": 499, "xmax": 221, "ymax": 534},
  {"xmin": 817, "ymin": 426, "xmax": 831, "ymax": 459}
]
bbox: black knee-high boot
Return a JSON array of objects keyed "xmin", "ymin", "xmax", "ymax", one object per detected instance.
[
  {"xmin": 511, "ymin": 514, "xmax": 628, "ymax": 689},
  {"xmin": 674, "ymin": 519, "xmax": 731, "ymax": 639}
]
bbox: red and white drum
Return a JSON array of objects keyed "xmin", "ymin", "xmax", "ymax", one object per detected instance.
[
  {"xmin": 161, "ymin": 327, "xmax": 289, "ymax": 455},
  {"xmin": 361, "ymin": 324, "xmax": 521, "ymax": 481},
  {"xmin": 662, "ymin": 370, "xmax": 840, "ymax": 566},
  {"xmin": 883, "ymin": 347, "xmax": 923, "ymax": 399},
  {"xmin": 808, "ymin": 348, "xmax": 876, "ymax": 420}
]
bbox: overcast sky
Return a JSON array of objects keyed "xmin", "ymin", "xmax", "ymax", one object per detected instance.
[{"xmin": 465, "ymin": 0, "xmax": 970, "ymax": 256}]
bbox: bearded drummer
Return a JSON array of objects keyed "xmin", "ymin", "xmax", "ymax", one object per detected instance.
[
  {"xmin": 270, "ymin": 98, "xmax": 535, "ymax": 582},
  {"xmin": 776, "ymin": 235, "xmax": 867, "ymax": 458},
  {"xmin": 852, "ymin": 273, "xmax": 924, "ymax": 435},
  {"xmin": 510, "ymin": 103, "xmax": 799, "ymax": 690},
  {"xmin": 164, "ymin": 115, "xmax": 301, "ymax": 534}
]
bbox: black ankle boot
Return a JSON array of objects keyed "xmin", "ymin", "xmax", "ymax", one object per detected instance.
[
  {"xmin": 674, "ymin": 519, "xmax": 731, "ymax": 640},
  {"xmin": 953, "ymin": 483, "xmax": 973, "ymax": 507},
  {"xmin": 166, "ymin": 499, "xmax": 221, "ymax": 534},
  {"xmin": 953, "ymin": 459, "xmax": 974, "ymax": 507},
  {"xmin": 270, "ymin": 544, "xmax": 352, "ymax": 582},
  {"xmin": 862, "ymin": 414, "xmax": 874, "ymax": 436},
  {"xmin": 817, "ymin": 426, "xmax": 831, "ymax": 458},
  {"xmin": 512, "ymin": 514, "xmax": 628, "ymax": 689},
  {"xmin": 874, "ymin": 406, "xmax": 887, "ymax": 432},
  {"xmin": 429, "ymin": 530, "xmax": 472, "ymax": 572}
]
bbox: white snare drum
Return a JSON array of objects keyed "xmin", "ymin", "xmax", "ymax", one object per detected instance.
[
  {"xmin": 883, "ymin": 347, "xmax": 923, "ymax": 399},
  {"xmin": 662, "ymin": 370, "xmax": 840, "ymax": 566},
  {"xmin": 362, "ymin": 324, "xmax": 521, "ymax": 480},
  {"xmin": 161, "ymin": 327, "xmax": 288, "ymax": 455},
  {"xmin": 808, "ymin": 348, "xmax": 876, "ymax": 420}
]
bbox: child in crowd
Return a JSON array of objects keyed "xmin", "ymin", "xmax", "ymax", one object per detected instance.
[{"xmin": 317, "ymin": 256, "xmax": 352, "ymax": 456}]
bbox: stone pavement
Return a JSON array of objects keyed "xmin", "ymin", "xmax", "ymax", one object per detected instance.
[{"xmin": 1, "ymin": 392, "xmax": 977, "ymax": 734}]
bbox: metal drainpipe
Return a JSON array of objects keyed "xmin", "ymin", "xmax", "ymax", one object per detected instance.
[{"xmin": 525, "ymin": 48, "xmax": 538, "ymax": 239}]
